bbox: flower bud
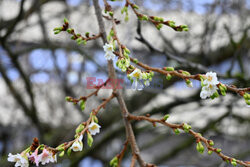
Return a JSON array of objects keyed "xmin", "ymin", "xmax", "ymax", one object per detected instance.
[
  {"xmin": 150, "ymin": 71, "xmax": 154, "ymax": 77},
  {"xmin": 132, "ymin": 4, "xmax": 139, "ymax": 9},
  {"xmin": 110, "ymin": 156, "xmax": 118, "ymax": 167},
  {"xmin": 208, "ymin": 150, "xmax": 213, "ymax": 155},
  {"xmin": 231, "ymin": 159, "xmax": 237, "ymax": 166},
  {"xmin": 196, "ymin": 142, "xmax": 204, "ymax": 154},
  {"xmin": 142, "ymin": 15, "xmax": 148, "ymax": 21},
  {"xmin": 56, "ymin": 144, "xmax": 65, "ymax": 151},
  {"xmin": 59, "ymin": 151, "xmax": 65, "ymax": 157},
  {"xmin": 64, "ymin": 18, "xmax": 69, "ymax": 24},
  {"xmin": 83, "ymin": 40, "xmax": 87, "ymax": 45},
  {"xmin": 107, "ymin": 35, "xmax": 111, "ymax": 42},
  {"xmin": 169, "ymin": 22, "xmax": 175, "ymax": 28},
  {"xmin": 87, "ymin": 132, "xmax": 93, "ymax": 147},
  {"xmin": 80, "ymin": 100, "xmax": 86, "ymax": 111},
  {"xmin": 67, "ymin": 28, "xmax": 73, "ymax": 33},
  {"xmin": 85, "ymin": 32, "xmax": 90, "ymax": 37},
  {"xmin": 93, "ymin": 115, "xmax": 99, "ymax": 124},
  {"xmin": 163, "ymin": 114, "xmax": 170, "ymax": 121},
  {"xmin": 219, "ymin": 84, "xmax": 227, "ymax": 96},
  {"xmin": 208, "ymin": 140, "xmax": 214, "ymax": 146},
  {"xmin": 159, "ymin": 17, "xmax": 164, "ymax": 22},
  {"xmin": 76, "ymin": 38, "xmax": 82, "ymax": 45},
  {"xmin": 109, "ymin": 12, "xmax": 113, "ymax": 17},
  {"xmin": 181, "ymin": 25, "xmax": 188, "ymax": 29},
  {"xmin": 164, "ymin": 67, "xmax": 175, "ymax": 71},
  {"xmin": 67, "ymin": 148, "xmax": 72, "ymax": 156},
  {"xmin": 244, "ymin": 93, "xmax": 250, "ymax": 99},
  {"xmin": 133, "ymin": 59, "xmax": 138, "ymax": 64},
  {"xmin": 211, "ymin": 91, "xmax": 219, "ymax": 99},
  {"xmin": 53, "ymin": 27, "xmax": 63, "ymax": 31},
  {"xmin": 156, "ymin": 24, "xmax": 163, "ymax": 30},
  {"xmin": 216, "ymin": 148, "xmax": 221, "ymax": 153},
  {"xmin": 153, "ymin": 16, "xmax": 160, "ymax": 21},
  {"xmin": 182, "ymin": 71, "xmax": 191, "ymax": 76},
  {"xmin": 174, "ymin": 128, "xmax": 180, "ymax": 135},
  {"xmin": 185, "ymin": 79, "xmax": 193, "ymax": 88},
  {"xmin": 183, "ymin": 123, "xmax": 192, "ymax": 133},
  {"xmin": 75, "ymin": 124, "xmax": 85, "ymax": 134},
  {"xmin": 65, "ymin": 96, "xmax": 72, "ymax": 102},
  {"xmin": 124, "ymin": 47, "xmax": 130, "ymax": 55},
  {"xmin": 121, "ymin": 7, "xmax": 128, "ymax": 14},
  {"xmin": 166, "ymin": 74, "xmax": 172, "ymax": 81},
  {"xmin": 125, "ymin": 14, "xmax": 129, "ymax": 22},
  {"xmin": 54, "ymin": 30, "xmax": 61, "ymax": 34}
]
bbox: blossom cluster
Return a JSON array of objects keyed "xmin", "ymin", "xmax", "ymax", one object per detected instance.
[
  {"xmin": 200, "ymin": 72, "xmax": 220, "ymax": 99},
  {"xmin": 103, "ymin": 43, "xmax": 153, "ymax": 90},
  {"xmin": 103, "ymin": 43, "xmax": 116, "ymax": 61},
  {"xmin": 8, "ymin": 122, "xmax": 101, "ymax": 167},
  {"xmin": 70, "ymin": 122, "xmax": 101, "ymax": 152},
  {"xmin": 128, "ymin": 68, "xmax": 153, "ymax": 90},
  {"xmin": 8, "ymin": 148, "xmax": 56, "ymax": 167}
]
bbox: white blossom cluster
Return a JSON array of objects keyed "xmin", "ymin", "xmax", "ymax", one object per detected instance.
[
  {"xmin": 103, "ymin": 43, "xmax": 116, "ymax": 60},
  {"xmin": 70, "ymin": 122, "xmax": 101, "ymax": 152},
  {"xmin": 8, "ymin": 122, "xmax": 101, "ymax": 167},
  {"xmin": 8, "ymin": 148, "xmax": 56, "ymax": 167},
  {"xmin": 200, "ymin": 72, "xmax": 219, "ymax": 99},
  {"xmin": 128, "ymin": 68, "xmax": 153, "ymax": 91}
]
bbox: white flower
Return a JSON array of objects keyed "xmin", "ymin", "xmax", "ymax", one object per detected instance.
[
  {"xmin": 204, "ymin": 72, "xmax": 219, "ymax": 85},
  {"xmin": 104, "ymin": 52, "xmax": 116, "ymax": 60},
  {"xmin": 8, "ymin": 153, "xmax": 29, "ymax": 167},
  {"xmin": 51, "ymin": 154, "xmax": 57, "ymax": 163},
  {"xmin": 103, "ymin": 43, "xmax": 116, "ymax": 60},
  {"xmin": 129, "ymin": 69, "xmax": 146, "ymax": 90},
  {"xmin": 129, "ymin": 68, "xmax": 142, "ymax": 80},
  {"xmin": 71, "ymin": 135, "xmax": 83, "ymax": 152},
  {"xmin": 39, "ymin": 149, "xmax": 56, "ymax": 165},
  {"xmin": 144, "ymin": 80, "xmax": 150, "ymax": 87},
  {"xmin": 131, "ymin": 79, "xmax": 144, "ymax": 90},
  {"xmin": 88, "ymin": 122, "xmax": 101, "ymax": 135},
  {"xmin": 103, "ymin": 43, "xmax": 114, "ymax": 53},
  {"xmin": 187, "ymin": 82, "xmax": 193, "ymax": 88},
  {"xmin": 200, "ymin": 84, "xmax": 218, "ymax": 99},
  {"xmin": 29, "ymin": 149, "xmax": 40, "ymax": 166},
  {"xmin": 200, "ymin": 71, "xmax": 220, "ymax": 99}
]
